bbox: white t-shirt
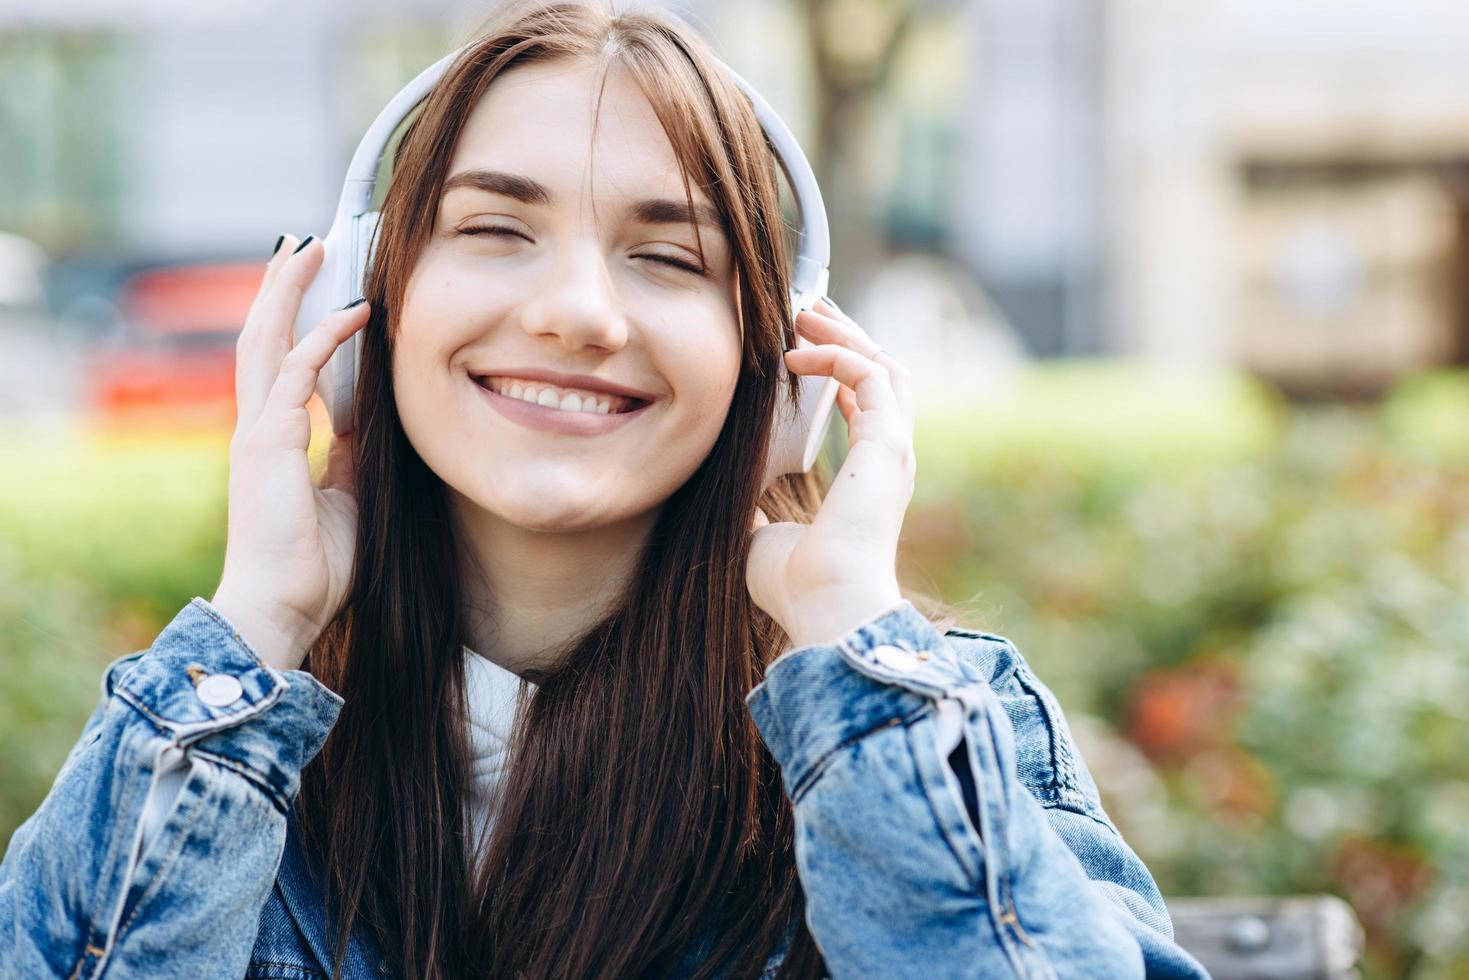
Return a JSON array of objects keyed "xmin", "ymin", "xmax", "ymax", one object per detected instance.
[{"xmin": 461, "ymin": 646, "xmax": 537, "ymax": 855}]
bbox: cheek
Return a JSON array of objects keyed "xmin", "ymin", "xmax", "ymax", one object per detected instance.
[
  {"xmin": 401, "ymin": 256, "xmax": 472, "ymax": 333},
  {"xmin": 395, "ymin": 260, "xmax": 507, "ymax": 375},
  {"xmin": 667, "ymin": 325, "xmax": 741, "ymax": 423}
]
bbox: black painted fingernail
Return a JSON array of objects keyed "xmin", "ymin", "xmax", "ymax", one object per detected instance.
[
  {"xmin": 292, "ymin": 235, "xmax": 316, "ymax": 254},
  {"xmin": 343, "ymin": 297, "xmax": 366, "ymax": 309},
  {"xmin": 270, "ymin": 234, "xmax": 285, "ymax": 258}
]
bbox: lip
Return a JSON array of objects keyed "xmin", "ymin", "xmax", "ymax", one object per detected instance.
[
  {"xmin": 472, "ymin": 376, "xmax": 654, "ymax": 435},
  {"xmin": 470, "ymin": 367, "xmax": 657, "ymax": 402}
]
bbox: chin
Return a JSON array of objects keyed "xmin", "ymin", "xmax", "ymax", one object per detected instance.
[{"xmin": 474, "ymin": 487, "xmax": 634, "ymax": 532}]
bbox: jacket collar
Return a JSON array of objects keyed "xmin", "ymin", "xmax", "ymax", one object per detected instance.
[{"xmin": 278, "ymin": 816, "xmax": 391, "ymax": 978}]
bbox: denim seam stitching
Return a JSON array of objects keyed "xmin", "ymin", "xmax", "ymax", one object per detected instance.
[
  {"xmin": 91, "ymin": 738, "xmax": 182, "ymax": 975},
  {"xmin": 788, "ymin": 708, "xmax": 921, "ymax": 804},
  {"xmin": 111, "ymin": 763, "xmax": 205, "ymax": 945},
  {"xmin": 989, "ymin": 692, "xmax": 1054, "ymax": 973},
  {"xmin": 1010, "ymin": 660, "xmax": 1080, "ymax": 796},
  {"xmin": 967, "ymin": 700, "xmax": 1031, "ymax": 978},
  {"xmin": 832, "ymin": 631, "xmax": 969, "ymax": 701},
  {"xmin": 910, "ymin": 703, "xmax": 985, "ymax": 887},
  {"xmin": 88, "ymin": 750, "xmax": 149, "ymax": 973},
  {"xmin": 192, "ymin": 745, "xmax": 293, "ymax": 814},
  {"xmin": 116, "ymin": 683, "xmax": 283, "ymax": 741},
  {"xmin": 1004, "ymin": 658, "xmax": 1087, "ymax": 822},
  {"xmin": 101, "ymin": 652, "xmax": 148, "ymax": 698}
]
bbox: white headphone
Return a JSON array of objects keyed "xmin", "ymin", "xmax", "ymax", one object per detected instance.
[{"xmin": 293, "ymin": 45, "xmax": 850, "ymax": 491}]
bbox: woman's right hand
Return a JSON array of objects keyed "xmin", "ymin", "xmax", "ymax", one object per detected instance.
[{"xmin": 209, "ymin": 234, "xmax": 371, "ymax": 672}]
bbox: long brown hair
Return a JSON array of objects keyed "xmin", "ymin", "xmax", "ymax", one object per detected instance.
[{"xmin": 296, "ymin": 3, "xmax": 962, "ymax": 978}]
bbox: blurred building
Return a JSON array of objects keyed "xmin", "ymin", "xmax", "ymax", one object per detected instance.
[
  {"xmin": 1103, "ymin": 0, "xmax": 1469, "ymax": 393},
  {"xmin": 959, "ymin": 0, "xmax": 1107, "ymax": 359},
  {"xmin": 0, "ymin": 0, "xmax": 481, "ymax": 258},
  {"xmin": 5, "ymin": 0, "xmax": 1469, "ymax": 393}
]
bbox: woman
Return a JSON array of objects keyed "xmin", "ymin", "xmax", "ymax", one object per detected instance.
[{"xmin": 0, "ymin": 2, "xmax": 1208, "ymax": 978}]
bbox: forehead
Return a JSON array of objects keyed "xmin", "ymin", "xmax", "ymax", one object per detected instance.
[{"xmin": 444, "ymin": 57, "xmax": 712, "ymax": 213}]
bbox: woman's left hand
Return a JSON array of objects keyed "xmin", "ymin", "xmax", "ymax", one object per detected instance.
[{"xmin": 747, "ymin": 298, "xmax": 916, "ymax": 649}]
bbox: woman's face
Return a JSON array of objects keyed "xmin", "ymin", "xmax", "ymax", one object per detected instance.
[{"xmin": 394, "ymin": 57, "xmax": 741, "ymax": 533}]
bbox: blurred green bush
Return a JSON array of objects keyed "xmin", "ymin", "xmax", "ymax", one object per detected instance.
[
  {"xmin": 2, "ymin": 366, "xmax": 1467, "ymax": 977},
  {"xmin": 905, "ymin": 364, "xmax": 1469, "ymax": 979},
  {"xmin": 0, "ymin": 428, "xmax": 229, "ymax": 838}
]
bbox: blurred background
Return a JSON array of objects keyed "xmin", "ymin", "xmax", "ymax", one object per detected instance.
[{"xmin": 3, "ymin": 0, "xmax": 1469, "ymax": 976}]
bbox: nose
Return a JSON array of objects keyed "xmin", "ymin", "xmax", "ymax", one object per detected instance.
[{"xmin": 515, "ymin": 241, "xmax": 629, "ymax": 353}]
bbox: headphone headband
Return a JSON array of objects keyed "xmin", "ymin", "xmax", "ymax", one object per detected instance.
[{"xmin": 328, "ymin": 46, "xmax": 830, "ymax": 308}]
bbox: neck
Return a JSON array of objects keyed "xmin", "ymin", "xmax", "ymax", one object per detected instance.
[{"xmin": 451, "ymin": 491, "xmax": 657, "ymax": 675}]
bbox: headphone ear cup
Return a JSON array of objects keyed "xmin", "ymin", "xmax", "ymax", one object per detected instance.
[
  {"xmin": 761, "ymin": 296, "xmax": 841, "ymax": 491},
  {"xmin": 762, "ymin": 369, "xmax": 840, "ymax": 492},
  {"xmin": 359, "ymin": 211, "xmax": 382, "ymax": 275},
  {"xmin": 308, "ymin": 211, "xmax": 379, "ymax": 436},
  {"xmin": 295, "ymin": 233, "xmax": 339, "ymax": 420},
  {"xmin": 321, "ymin": 211, "xmax": 382, "ymax": 435}
]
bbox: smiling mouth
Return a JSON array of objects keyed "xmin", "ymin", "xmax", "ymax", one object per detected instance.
[{"xmin": 471, "ymin": 375, "xmax": 650, "ymax": 415}]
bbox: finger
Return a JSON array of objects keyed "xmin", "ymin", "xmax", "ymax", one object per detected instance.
[
  {"xmin": 785, "ymin": 343, "xmax": 912, "ymax": 470},
  {"xmin": 814, "ymin": 296, "xmax": 857, "ymax": 327},
  {"xmin": 796, "ymin": 308, "xmax": 913, "ymax": 428},
  {"xmin": 257, "ymin": 233, "xmax": 299, "ymax": 297},
  {"xmin": 238, "ymin": 233, "xmax": 308, "ymax": 381},
  {"xmin": 783, "ymin": 343, "xmax": 900, "ymax": 417},
  {"xmin": 237, "ymin": 237, "xmax": 326, "ymax": 428},
  {"xmin": 835, "ymin": 384, "xmax": 858, "ymax": 426},
  {"xmin": 250, "ymin": 235, "xmax": 323, "ymax": 351},
  {"xmin": 236, "ymin": 234, "xmax": 299, "ymax": 414},
  {"xmin": 795, "ymin": 307, "xmax": 878, "ymax": 354},
  {"xmin": 240, "ymin": 234, "xmax": 301, "ymax": 354},
  {"xmin": 877, "ymin": 351, "xmax": 913, "ymax": 430},
  {"xmin": 259, "ymin": 301, "xmax": 370, "ymax": 437},
  {"xmin": 746, "ymin": 519, "xmax": 804, "ymax": 618}
]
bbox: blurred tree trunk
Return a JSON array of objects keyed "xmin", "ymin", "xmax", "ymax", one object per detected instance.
[{"xmin": 796, "ymin": 0, "xmax": 923, "ymax": 295}]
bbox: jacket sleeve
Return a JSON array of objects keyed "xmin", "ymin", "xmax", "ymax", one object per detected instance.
[
  {"xmin": 0, "ymin": 598, "xmax": 343, "ymax": 979},
  {"xmin": 745, "ymin": 599, "xmax": 1209, "ymax": 979}
]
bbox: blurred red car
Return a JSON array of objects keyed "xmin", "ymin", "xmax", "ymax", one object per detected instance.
[{"xmin": 85, "ymin": 261, "xmax": 262, "ymax": 427}]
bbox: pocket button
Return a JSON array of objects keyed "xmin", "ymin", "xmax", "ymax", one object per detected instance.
[{"xmin": 196, "ymin": 674, "xmax": 245, "ymax": 707}]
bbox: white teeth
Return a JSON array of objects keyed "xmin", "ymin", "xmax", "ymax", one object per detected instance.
[{"xmin": 484, "ymin": 376, "xmax": 629, "ymax": 415}]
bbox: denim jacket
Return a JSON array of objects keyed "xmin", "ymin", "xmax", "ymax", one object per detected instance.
[{"xmin": 0, "ymin": 596, "xmax": 1209, "ymax": 979}]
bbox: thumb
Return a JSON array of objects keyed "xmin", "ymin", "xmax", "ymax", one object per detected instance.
[{"xmin": 746, "ymin": 518, "xmax": 802, "ymax": 618}]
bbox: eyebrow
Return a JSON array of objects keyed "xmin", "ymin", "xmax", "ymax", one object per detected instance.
[
  {"xmin": 443, "ymin": 168, "xmax": 550, "ymax": 205},
  {"xmin": 442, "ymin": 167, "xmax": 725, "ymax": 236},
  {"xmin": 630, "ymin": 196, "xmax": 725, "ymax": 235}
]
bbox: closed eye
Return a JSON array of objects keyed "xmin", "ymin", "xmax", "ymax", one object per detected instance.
[
  {"xmin": 641, "ymin": 253, "xmax": 707, "ymax": 276},
  {"xmin": 460, "ymin": 225, "xmax": 531, "ymax": 242},
  {"xmin": 459, "ymin": 225, "xmax": 706, "ymax": 276}
]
